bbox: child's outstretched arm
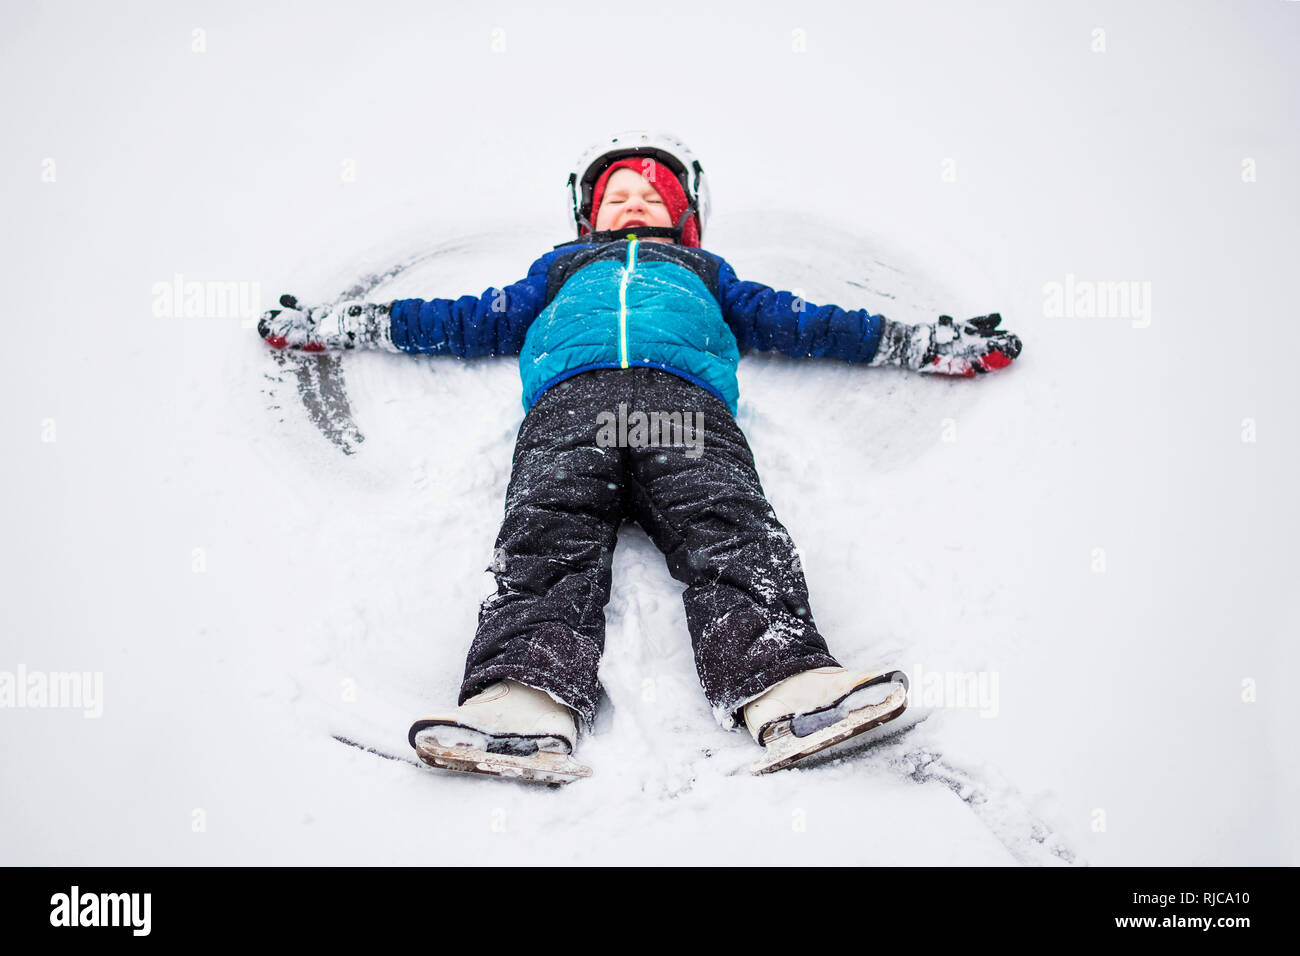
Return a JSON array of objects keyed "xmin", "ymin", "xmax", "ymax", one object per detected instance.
[
  {"xmin": 715, "ymin": 260, "xmax": 1022, "ymax": 376},
  {"xmin": 257, "ymin": 254, "xmax": 550, "ymax": 356},
  {"xmin": 716, "ymin": 259, "xmax": 884, "ymax": 364}
]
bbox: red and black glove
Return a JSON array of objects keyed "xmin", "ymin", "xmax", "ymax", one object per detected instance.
[
  {"xmin": 869, "ymin": 313, "xmax": 1022, "ymax": 376},
  {"xmin": 257, "ymin": 293, "xmax": 398, "ymax": 352}
]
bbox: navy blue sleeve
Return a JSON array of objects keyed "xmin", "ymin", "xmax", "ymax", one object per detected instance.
[
  {"xmin": 386, "ymin": 253, "xmax": 551, "ymax": 357},
  {"xmin": 715, "ymin": 258, "xmax": 883, "ymax": 364}
]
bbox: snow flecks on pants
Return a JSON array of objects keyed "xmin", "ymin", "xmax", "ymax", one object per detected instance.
[{"xmin": 459, "ymin": 367, "xmax": 839, "ymax": 736}]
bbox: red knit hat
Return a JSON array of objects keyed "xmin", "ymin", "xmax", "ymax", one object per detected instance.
[{"xmin": 586, "ymin": 157, "xmax": 700, "ymax": 247}]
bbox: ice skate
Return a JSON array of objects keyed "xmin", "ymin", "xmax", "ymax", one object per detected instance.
[
  {"xmin": 407, "ymin": 680, "xmax": 592, "ymax": 785},
  {"xmin": 745, "ymin": 666, "xmax": 910, "ymax": 774}
]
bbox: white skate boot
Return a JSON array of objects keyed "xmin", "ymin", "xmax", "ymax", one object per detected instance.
[
  {"xmin": 407, "ymin": 680, "xmax": 592, "ymax": 785},
  {"xmin": 744, "ymin": 666, "xmax": 910, "ymax": 774}
]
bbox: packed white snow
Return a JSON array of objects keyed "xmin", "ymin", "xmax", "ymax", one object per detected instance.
[{"xmin": 1, "ymin": 0, "xmax": 1296, "ymax": 865}]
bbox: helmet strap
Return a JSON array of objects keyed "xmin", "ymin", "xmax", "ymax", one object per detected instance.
[
  {"xmin": 562, "ymin": 199, "xmax": 698, "ymax": 249},
  {"xmin": 673, "ymin": 202, "xmax": 697, "ymax": 232},
  {"xmin": 553, "ymin": 225, "xmax": 677, "ymax": 248}
]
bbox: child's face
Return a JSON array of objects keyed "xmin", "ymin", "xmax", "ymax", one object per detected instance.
[{"xmin": 593, "ymin": 167, "xmax": 675, "ymax": 240}]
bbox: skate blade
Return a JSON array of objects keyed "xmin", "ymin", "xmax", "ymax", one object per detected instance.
[
  {"xmin": 413, "ymin": 740, "xmax": 593, "ymax": 786},
  {"xmin": 749, "ymin": 684, "xmax": 910, "ymax": 775}
]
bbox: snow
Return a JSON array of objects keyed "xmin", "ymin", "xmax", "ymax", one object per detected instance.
[{"xmin": 2, "ymin": 0, "xmax": 1297, "ymax": 865}]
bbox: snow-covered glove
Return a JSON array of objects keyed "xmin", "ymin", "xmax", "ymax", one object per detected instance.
[
  {"xmin": 868, "ymin": 313, "xmax": 1022, "ymax": 376},
  {"xmin": 257, "ymin": 293, "xmax": 398, "ymax": 352}
]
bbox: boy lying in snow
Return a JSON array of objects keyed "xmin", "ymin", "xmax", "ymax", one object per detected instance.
[{"xmin": 258, "ymin": 131, "xmax": 1022, "ymax": 783}]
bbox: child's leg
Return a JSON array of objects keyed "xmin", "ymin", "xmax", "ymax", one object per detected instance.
[
  {"xmin": 622, "ymin": 370, "xmax": 841, "ymax": 732},
  {"xmin": 459, "ymin": 374, "xmax": 627, "ymax": 735}
]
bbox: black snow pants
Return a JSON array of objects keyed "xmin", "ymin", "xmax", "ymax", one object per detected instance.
[{"xmin": 460, "ymin": 367, "xmax": 840, "ymax": 735}]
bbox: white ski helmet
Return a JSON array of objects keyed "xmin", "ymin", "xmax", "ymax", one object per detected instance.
[{"xmin": 564, "ymin": 130, "xmax": 710, "ymax": 243}]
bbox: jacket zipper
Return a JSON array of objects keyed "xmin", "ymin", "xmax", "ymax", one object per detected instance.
[{"xmin": 618, "ymin": 237, "xmax": 638, "ymax": 368}]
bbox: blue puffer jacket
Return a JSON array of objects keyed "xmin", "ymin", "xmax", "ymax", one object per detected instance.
[{"xmin": 387, "ymin": 236, "xmax": 884, "ymax": 417}]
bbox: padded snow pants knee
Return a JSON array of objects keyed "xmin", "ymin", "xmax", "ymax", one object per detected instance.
[{"xmin": 459, "ymin": 367, "xmax": 840, "ymax": 734}]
